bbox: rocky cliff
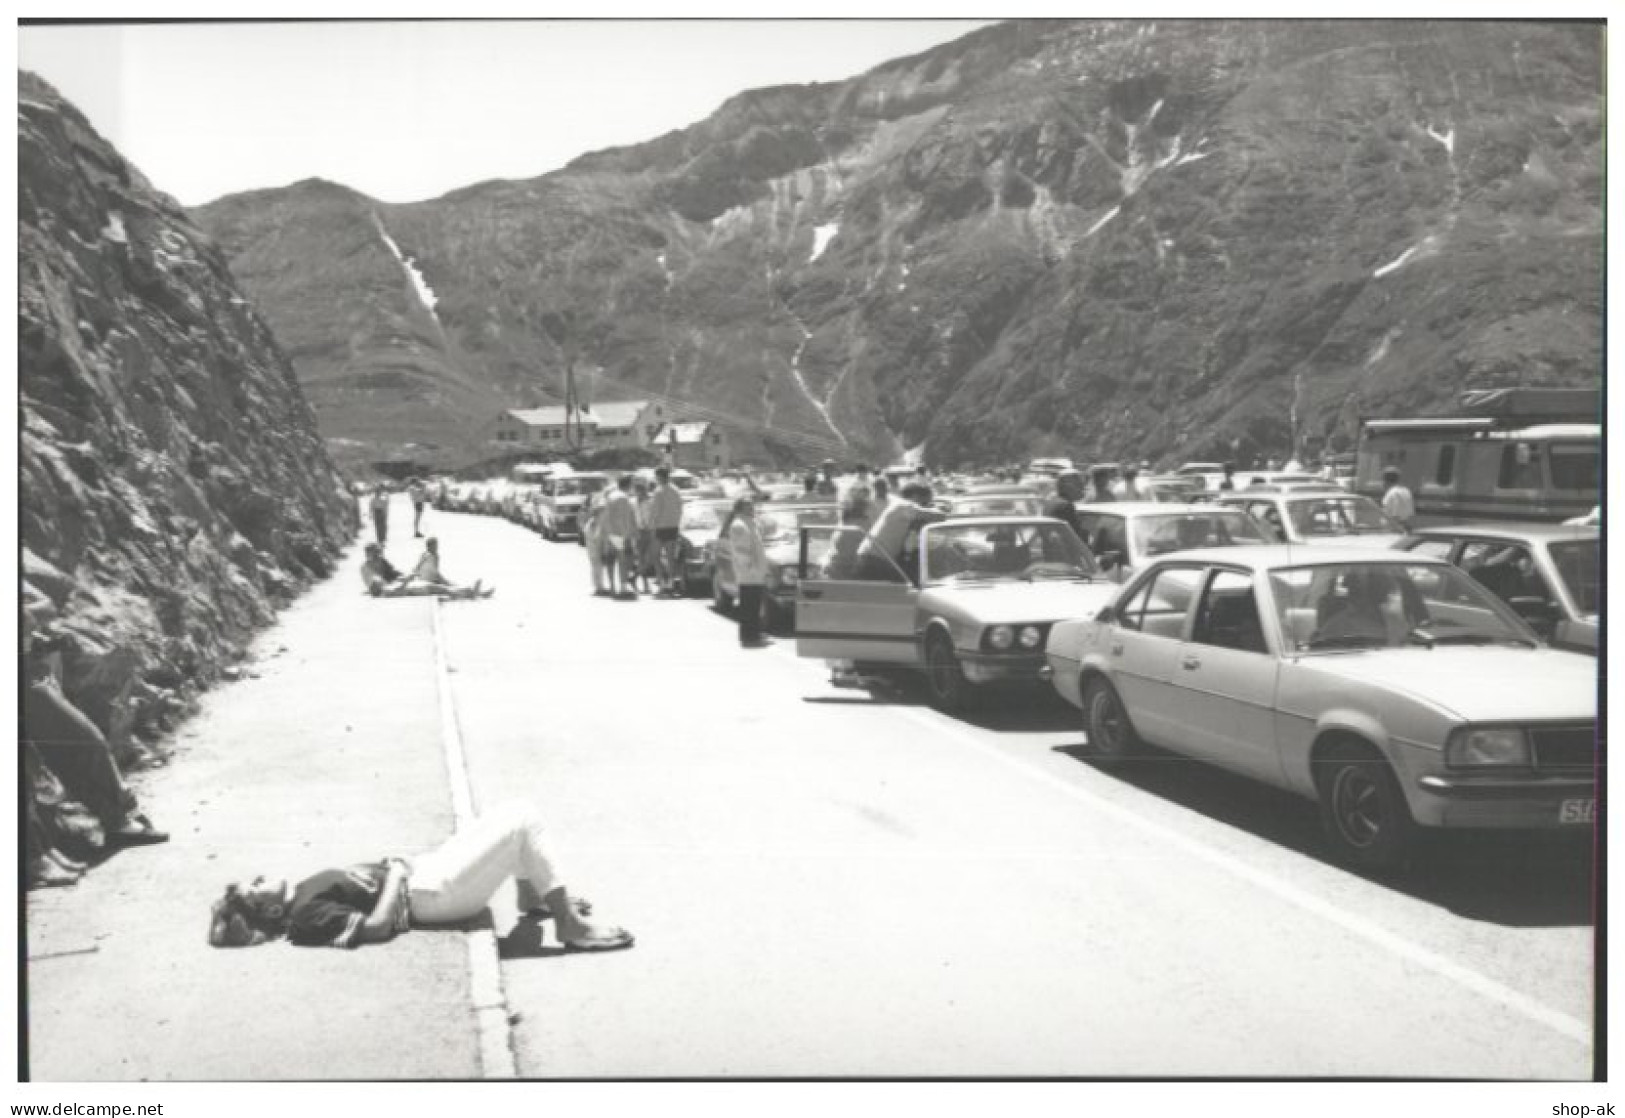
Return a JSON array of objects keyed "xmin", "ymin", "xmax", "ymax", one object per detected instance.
[
  {"xmin": 195, "ymin": 19, "xmax": 1604, "ymax": 469},
  {"xmin": 19, "ymin": 72, "xmax": 357, "ymax": 757}
]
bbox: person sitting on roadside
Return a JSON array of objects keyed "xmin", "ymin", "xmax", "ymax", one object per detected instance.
[
  {"xmin": 410, "ymin": 537, "xmax": 493, "ymax": 598},
  {"xmin": 208, "ymin": 801, "xmax": 633, "ymax": 953},
  {"xmin": 22, "ymin": 606, "xmax": 168, "ymax": 883},
  {"xmin": 363, "ymin": 543, "xmax": 484, "ymax": 600}
]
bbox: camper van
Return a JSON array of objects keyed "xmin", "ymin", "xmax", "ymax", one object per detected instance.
[{"xmin": 1355, "ymin": 387, "xmax": 1598, "ymax": 525}]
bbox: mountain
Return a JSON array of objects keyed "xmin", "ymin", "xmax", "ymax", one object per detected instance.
[
  {"xmin": 19, "ymin": 71, "xmax": 356, "ymax": 752},
  {"xmin": 193, "ymin": 19, "xmax": 1604, "ymax": 471}
]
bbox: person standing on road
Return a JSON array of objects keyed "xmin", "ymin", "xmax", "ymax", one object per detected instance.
[
  {"xmin": 208, "ymin": 801, "xmax": 633, "ymax": 952},
  {"xmin": 369, "ymin": 485, "xmax": 391, "ymax": 544},
  {"xmin": 727, "ymin": 496, "xmax": 772, "ymax": 648},
  {"xmin": 1043, "ymin": 469, "xmax": 1087, "ymax": 539},
  {"xmin": 408, "ymin": 478, "xmax": 428, "ymax": 537},
  {"xmin": 599, "ymin": 475, "xmax": 639, "ymax": 597},
  {"xmin": 649, "ymin": 466, "xmax": 686, "ymax": 597},
  {"xmin": 1119, "ymin": 465, "xmax": 1148, "ymax": 501},
  {"xmin": 1218, "ymin": 463, "xmax": 1238, "ymax": 492},
  {"xmin": 582, "ymin": 493, "xmax": 609, "ymax": 597},
  {"xmin": 1381, "ymin": 466, "xmax": 1416, "ymax": 530},
  {"xmin": 815, "ymin": 460, "xmax": 840, "ymax": 498},
  {"xmin": 1087, "ymin": 466, "xmax": 1117, "ymax": 504},
  {"xmin": 632, "ymin": 479, "xmax": 656, "ymax": 595}
]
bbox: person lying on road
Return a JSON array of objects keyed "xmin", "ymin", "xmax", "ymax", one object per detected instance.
[{"xmin": 208, "ymin": 802, "xmax": 634, "ymax": 952}]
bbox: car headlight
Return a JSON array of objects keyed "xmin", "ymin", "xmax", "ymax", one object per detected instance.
[
  {"xmin": 1446, "ymin": 727, "xmax": 1532, "ymax": 769},
  {"xmin": 1018, "ymin": 624, "xmax": 1045, "ymax": 649},
  {"xmin": 987, "ymin": 625, "xmax": 1014, "ymax": 650}
]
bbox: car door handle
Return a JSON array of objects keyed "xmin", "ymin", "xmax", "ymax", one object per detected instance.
[
  {"xmin": 1110, "ymin": 642, "xmax": 1124, "ymax": 655},
  {"xmin": 1181, "ymin": 654, "xmax": 1201, "ymax": 670},
  {"xmin": 801, "ymin": 588, "xmax": 824, "ymax": 600}
]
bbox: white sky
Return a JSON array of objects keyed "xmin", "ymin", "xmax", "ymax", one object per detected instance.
[{"xmin": 18, "ymin": 19, "xmax": 993, "ymax": 206}]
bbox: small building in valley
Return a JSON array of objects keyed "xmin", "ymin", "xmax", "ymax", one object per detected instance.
[
  {"xmin": 491, "ymin": 399, "xmax": 669, "ymax": 452},
  {"xmin": 651, "ymin": 420, "xmax": 731, "ymax": 469}
]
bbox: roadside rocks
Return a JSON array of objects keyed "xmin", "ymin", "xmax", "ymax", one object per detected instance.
[{"xmin": 18, "ymin": 71, "xmax": 357, "ymax": 765}]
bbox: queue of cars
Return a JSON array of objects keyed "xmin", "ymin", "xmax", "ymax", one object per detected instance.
[{"xmin": 430, "ymin": 463, "xmax": 1598, "ymax": 871}]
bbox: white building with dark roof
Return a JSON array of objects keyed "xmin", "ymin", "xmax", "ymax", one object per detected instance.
[
  {"xmin": 491, "ymin": 400, "xmax": 670, "ymax": 451},
  {"xmin": 651, "ymin": 420, "xmax": 731, "ymax": 469}
]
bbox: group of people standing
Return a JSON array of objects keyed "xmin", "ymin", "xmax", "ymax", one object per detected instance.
[{"xmin": 582, "ymin": 467, "xmax": 686, "ymax": 599}]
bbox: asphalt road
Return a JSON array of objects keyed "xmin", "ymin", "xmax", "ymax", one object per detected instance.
[
  {"xmin": 432, "ymin": 507, "xmax": 1597, "ymax": 1079},
  {"xmin": 22, "ymin": 499, "xmax": 1596, "ymax": 1081}
]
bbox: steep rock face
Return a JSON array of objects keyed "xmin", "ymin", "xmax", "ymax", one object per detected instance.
[
  {"xmin": 19, "ymin": 72, "xmax": 356, "ymax": 751},
  {"xmin": 195, "ymin": 19, "xmax": 1603, "ymax": 469}
]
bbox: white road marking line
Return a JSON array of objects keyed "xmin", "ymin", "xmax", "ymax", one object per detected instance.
[
  {"xmin": 431, "ymin": 601, "xmax": 518, "ymax": 1079},
  {"xmin": 892, "ymin": 704, "xmax": 1591, "ymax": 1047}
]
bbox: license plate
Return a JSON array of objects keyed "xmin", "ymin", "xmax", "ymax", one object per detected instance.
[{"xmin": 1558, "ymin": 798, "xmax": 1595, "ymax": 824}]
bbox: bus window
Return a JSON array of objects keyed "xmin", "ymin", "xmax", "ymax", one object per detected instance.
[
  {"xmin": 1433, "ymin": 444, "xmax": 1455, "ymax": 487},
  {"xmin": 1496, "ymin": 444, "xmax": 1543, "ymax": 490},
  {"xmin": 1548, "ymin": 444, "xmax": 1599, "ymax": 491}
]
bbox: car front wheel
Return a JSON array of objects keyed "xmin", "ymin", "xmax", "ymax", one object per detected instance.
[
  {"xmin": 923, "ymin": 631, "xmax": 966, "ymax": 713},
  {"xmin": 1082, "ymin": 676, "xmax": 1140, "ymax": 765},
  {"xmin": 1315, "ymin": 744, "xmax": 1415, "ymax": 871}
]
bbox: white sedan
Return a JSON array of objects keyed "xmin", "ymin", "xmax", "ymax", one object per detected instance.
[{"xmin": 1044, "ymin": 546, "xmax": 1597, "ymax": 869}]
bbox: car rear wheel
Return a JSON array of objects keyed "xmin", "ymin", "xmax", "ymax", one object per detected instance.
[
  {"xmin": 1314, "ymin": 743, "xmax": 1415, "ymax": 871},
  {"xmin": 923, "ymin": 631, "xmax": 966, "ymax": 713},
  {"xmin": 1082, "ymin": 676, "xmax": 1140, "ymax": 765}
]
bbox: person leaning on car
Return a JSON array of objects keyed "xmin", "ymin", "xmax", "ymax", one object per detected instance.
[{"xmin": 856, "ymin": 482, "xmax": 932, "ymax": 580}]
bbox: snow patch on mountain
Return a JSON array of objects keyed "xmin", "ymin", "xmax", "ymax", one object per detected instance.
[
  {"xmin": 373, "ymin": 214, "xmax": 440, "ymax": 318},
  {"xmin": 810, "ymin": 223, "xmax": 839, "ymax": 262}
]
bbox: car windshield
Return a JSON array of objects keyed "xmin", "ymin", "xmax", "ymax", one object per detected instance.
[
  {"xmin": 1286, "ymin": 496, "xmax": 1398, "ymax": 536},
  {"xmin": 922, "ymin": 521, "xmax": 1098, "ymax": 583},
  {"xmin": 757, "ymin": 505, "xmax": 838, "ymax": 541},
  {"xmin": 1135, "ymin": 511, "xmax": 1269, "ymax": 556},
  {"xmin": 1549, "ymin": 539, "xmax": 1599, "ymax": 615},
  {"xmin": 681, "ymin": 505, "xmax": 721, "ymax": 531},
  {"xmin": 1269, "ymin": 561, "xmax": 1538, "ymax": 653},
  {"xmin": 671, "ymin": 475, "xmax": 697, "ymax": 490},
  {"xmin": 950, "ymin": 497, "xmax": 1043, "ymax": 517},
  {"xmin": 556, "ymin": 478, "xmax": 606, "ymax": 497}
]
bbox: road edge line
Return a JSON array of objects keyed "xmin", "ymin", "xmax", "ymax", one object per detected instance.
[{"xmin": 431, "ymin": 599, "xmax": 519, "ymax": 1079}]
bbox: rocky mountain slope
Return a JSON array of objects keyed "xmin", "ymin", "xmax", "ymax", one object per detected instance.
[
  {"xmin": 20, "ymin": 72, "xmax": 356, "ymax": 756},
  {"xmin": 194, "ymin": 19, "xmax": 1604, "ymax": 470}
]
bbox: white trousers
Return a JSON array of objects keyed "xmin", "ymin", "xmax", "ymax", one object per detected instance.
[{"xmin": 406, "ymin": 803, "xmax": 561, "ymax": 923}]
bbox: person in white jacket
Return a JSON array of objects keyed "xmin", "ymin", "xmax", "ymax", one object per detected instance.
[{"xmin": 727, "ymin": 496, "xmax": 772, "ymax": 647}]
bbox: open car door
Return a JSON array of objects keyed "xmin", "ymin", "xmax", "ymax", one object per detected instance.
[{"xmin": 794, "ymin": 525, "xmax": 918, "ymax": 663}]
